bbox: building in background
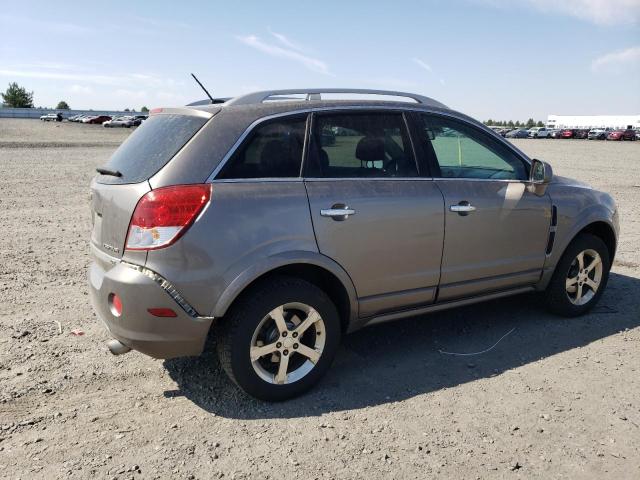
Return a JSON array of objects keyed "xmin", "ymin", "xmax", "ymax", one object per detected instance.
[{"xmin": 547, "ymin": 115, "xmax": 640, "ymax": 130}]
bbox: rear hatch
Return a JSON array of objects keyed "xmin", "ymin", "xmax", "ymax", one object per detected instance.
[{"xmin": 90, "ymin": 109, "xmax": 211, "ymax": 260}]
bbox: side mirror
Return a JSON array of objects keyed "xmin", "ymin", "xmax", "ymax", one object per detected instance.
[{"xmin": 530, "ymin": 159, "xmax": 553, "ymax": 184}]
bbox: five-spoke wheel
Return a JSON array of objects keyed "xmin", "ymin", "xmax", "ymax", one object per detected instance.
[
  {"xmin": 250, "ymin": 303, "xmax": 326, "ymax": 385},
  {"xmin": 217, "ymin": 276, "xmax": 341, "ymax": 401},
  {"xmin": 545, "ymin": 233, "xmax": 610, "ymax": 317},
  {"xmin": 565, "ymin": 249, "xmax": 603, "ymax": 306}
]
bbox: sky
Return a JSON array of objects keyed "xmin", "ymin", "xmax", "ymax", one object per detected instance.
[{"xmin": 1, "ymin": 0, "xmax": 639, "ymax": 121}]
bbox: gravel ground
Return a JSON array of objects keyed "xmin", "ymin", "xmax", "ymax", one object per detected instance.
[{"xmin": 1, "ymin": 118, "xmax": 639, "ymax": 479}]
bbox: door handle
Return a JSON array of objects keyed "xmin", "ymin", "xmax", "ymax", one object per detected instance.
[
  {"xmin": 321, "ymin": 205, "xmax": 355, "ymax": 220},
  {"xmin": 450, "ymin": 201, "xmax": 476, "ymax": 216}
]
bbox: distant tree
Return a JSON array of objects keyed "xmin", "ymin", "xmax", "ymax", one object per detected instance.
[
  {"xmin": 515, "ymin": 120, "xmax": 522, "ymax": 127},
  {"xmin": 56, "ymin": 101, "xmax": 70, "ymax": 110},
  {"xmin": 525, "ymin": 118, "xmax": 535, "ymax": 128},
  {"xmin": 124, "ymin": 108, "xmax": 130, "ymax": 112},
  {"xmin": 536, "ymin": 120, "xmax": 544, "ymax": 127},
  {"xmin": 141, "ymin": 106, "xmax": 149, "ymax": 113},
  {"xmin": 1, "ymin": 82, "xmax": 34, "ymax": 108},
  {"xmin": 507, "ymin": 120, "xmax": 514, "ymax": 127},
  {"xmin": 131, "ymin": 108, "xmax": 136, "ymax": 112},
  {"xmin": 486, "ymin": 119, "xmax": 494, "ymax": 126}
]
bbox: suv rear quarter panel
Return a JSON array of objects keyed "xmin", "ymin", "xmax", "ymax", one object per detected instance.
[{"xmin": 144, "ymin": 180, "xmax": 320, "ymax": 316}]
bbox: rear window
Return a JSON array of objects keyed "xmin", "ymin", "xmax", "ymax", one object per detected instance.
[{"xmin": 97, "ymin": 114, "xmax": 208, "ymax": 184}]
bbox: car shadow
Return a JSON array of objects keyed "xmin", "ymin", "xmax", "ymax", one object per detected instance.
[{"xmin": 163, "ymin": 272, "xmax": 640, "ymax": 418}]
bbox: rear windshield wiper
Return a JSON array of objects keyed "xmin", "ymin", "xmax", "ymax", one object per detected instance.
[{"xmin": 96, "ymin": 167, "xmax": 122, "ymax": 177}]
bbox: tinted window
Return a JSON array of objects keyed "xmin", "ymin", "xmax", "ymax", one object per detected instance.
[
  {"xmin": 217, "ymin": 116, "xmax": 306, "ymax": 179},
  {"xmin": 306, "ymin": 113, "xmax": 417, "ymax": 178},
  {"xmin": 419, "ymin": 114, "xmax": 527, "ymax": 180},
  {"xmin": 97, "ymin": 114, "xmax": 208, "ymax": 184}
]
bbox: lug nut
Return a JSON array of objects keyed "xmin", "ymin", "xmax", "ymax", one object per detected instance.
[
  {"xmin": 276, "ymin": 342, "xmax": 282, "ymax": 348},
  {"xmin": 292, "ymin": 332, "xmax": 298, "ymax": 338},
  {"xmin": 282, "ymin": 331, "xmax": 288, "ymax": 337},
  {"xmin": 283, "ymin": 350, "xmax": 289, "ymax": 356},
  {"xmin": 293, "ymin": 343, "xmax": 298, "ymax": 349}
]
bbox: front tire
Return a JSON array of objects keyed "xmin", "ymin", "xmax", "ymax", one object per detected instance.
[
  {"xmin": 216, "ymin": 276, "xmax": 341, "ymax": 401},
  {"xmin": 544, "ymin": 233, "xmax": 610, "ymax": 317}
]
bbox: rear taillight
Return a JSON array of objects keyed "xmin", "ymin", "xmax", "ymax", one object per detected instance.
[{"xmin": 125, "ymin": 184, "xmax": 211, "ymax": 251}]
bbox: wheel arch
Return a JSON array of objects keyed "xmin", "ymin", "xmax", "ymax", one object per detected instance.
[
  {"xmin": 212, "ymin": 252, "xmax": 358, "ymax": 332},
  {"xmin": 539, "ymin": 216, "xmax": 617, "ymax": 290}
]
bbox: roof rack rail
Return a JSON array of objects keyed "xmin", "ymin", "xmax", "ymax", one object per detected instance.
[{"xmin": 224, "ymin": 88, "xmax": 448, "ymax": 109}]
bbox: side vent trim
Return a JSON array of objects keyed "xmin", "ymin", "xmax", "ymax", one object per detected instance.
[{"xmin": 546, "ymin": 205, "xmax": 558, "ymax": 255}]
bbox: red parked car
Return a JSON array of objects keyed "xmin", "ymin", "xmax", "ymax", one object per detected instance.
[
  {"xmin": 607, "ymin": 129, "xmax": 637, "ymax": 141},
  {"xmin": 560, "ymin": 129, "xmax": 575, "ymax": 139},
  {"xmin": 86, "ymin": 115, "xmax": 112, "ymax": 125}
]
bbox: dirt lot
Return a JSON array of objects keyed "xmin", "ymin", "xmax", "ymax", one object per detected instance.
[{"xmin": 1, "ymin": 118, "xmax": 639, "ymax": 479}]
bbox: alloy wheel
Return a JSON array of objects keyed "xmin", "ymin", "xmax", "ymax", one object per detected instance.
[
  {"xmin": 249, "ymin": 303, "xmax": 326, "ymax": 385},
  {"xmin": 565, "ymin": 249, "xmax": 603, "ymax": 306}
]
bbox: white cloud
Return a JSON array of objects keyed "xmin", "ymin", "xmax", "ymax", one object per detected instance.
[
  {"xmin": 115, "ymin": 89, "xmax": 148, "ymax": 100},
  {"xmin": 236, "ymin": 34, "xmax": 332, "ymax": 75},
  {"xmin": 412, "ymin": 58, "xmax": 432, "ymax": 72},
  {"xmin": 268, "ymin": 28, "xmax": 304, "ymax": 52},
  {"xmin": 473, "ymin": 0, "xmax": 640, "ymax": 25},
  {"xmin": 0, "ymin": 68, "xmax": 179, "ymax": 89},
  {"xmin": 0, "ymin": 14, "xmax": 90, "ymax": 34},
  {"xmin": 412, "ymin": 58, "xmax": 446, "ymax": 86},
  {"xmin": 592, "ymin": 45, "xmax": 640, "ymax": 72},
  {"xmin": 68, "ymin": 84, "xmax": 93, "ymax": 94}
]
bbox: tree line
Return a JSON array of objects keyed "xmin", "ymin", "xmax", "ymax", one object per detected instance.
[
  {"xmin": 483, "ymin": 118, "xmax": 545, "ymax": 128},
  {"xmin": 1, "ymin": 82, "xmax": 149, "ymax": 112}
]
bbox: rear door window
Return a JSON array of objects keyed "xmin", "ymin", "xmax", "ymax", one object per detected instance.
[
  {"xmin": 217, "ymin": 115, "xmax": 307, "ymax": 179},
  {"xmin": 306, "ymin": 112, "xmax": 418, "ymax": 178},
  {"xmin": 97, "ymin": 114, "xmax": 208, "ymax": 184}
]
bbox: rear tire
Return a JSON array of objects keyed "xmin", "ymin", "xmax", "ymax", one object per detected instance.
[
  {"xmin": 544, "ymin": 233, "xmax": 610, "ymax": 317},
  {"xmin": 216, "ymin": 276, "xmax": 341, "ymax": 401}
]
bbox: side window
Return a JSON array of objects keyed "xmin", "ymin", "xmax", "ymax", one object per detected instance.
[
  {"xmin": 419, "ymin": 114, "xmax": 527, "ymax": 180},
  {"xmin": 306, "ymin": 113, "xmax": 418, "ymax": 178},
  {"xmin": 217, "ymin": 116, "xmax": 307, "ymax": 179}
]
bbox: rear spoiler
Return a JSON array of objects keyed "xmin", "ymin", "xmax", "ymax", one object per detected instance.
[
  {"xmin": 185, "ymin": 98, "xmax": 230, "ymax": 106},
  {"xmin": 149, "ymin": 107, "xmax": 214, "ymax": 119}
]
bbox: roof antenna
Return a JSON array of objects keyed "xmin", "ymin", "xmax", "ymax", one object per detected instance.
[{"xmin": 190, "ymin": 73, "xmax": 214, "ymax": 103}]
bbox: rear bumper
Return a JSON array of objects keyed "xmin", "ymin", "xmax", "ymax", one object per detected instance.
[{"xmin": 88, "ymin": 257, "xmax": 214, "ymax": 359}]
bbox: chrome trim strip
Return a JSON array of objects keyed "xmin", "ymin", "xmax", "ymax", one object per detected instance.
[
  {"xmin": 303, "ymin": 177, "xmax": 434, "ymax": 182},
  {"xmin": 121, "ymin": 262, "xmax": 214, "ymax": 321},
  {"xmin": 436, "ymin": 177, "xmax": 531, "ymax": 184},
  {"xmin": 212, "ymin": 178, "xmax": 304, "ymax": 184},
  {"xmin": 206, "ymin": 105, "xmax": 532, "ymax": 183}
]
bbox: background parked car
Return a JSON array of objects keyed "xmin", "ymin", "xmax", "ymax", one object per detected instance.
[
  {"xmin": 40, "ymin": 113, "xmax": 59, "ymax": 122},
  {"xmin": 131, "ymin": 115, "xmax": 148, "ymax": 126},
  {"xmin": 550, "ymin": 129, "xmax": 562, "ymax": 138},
  {"xmin": 85, "ymin": 115, "xmax": 112, "ymax": 125},
  {"xmin": 560, "ymin": 129, "xmax": 576, "ymax": 139},
  {"xmin": 506, "ymin": 129, "xmax": 529, "ymax": 138},
  {"xmin": 534, "ymin": 127, "xmax": 554, "ymax": 138},
  {"xmin": 527, "ymin": 127, "xmax": 541, "ymax": 138},
  {"xmin": 607, "ymin": 129, "xmax": 637, "ymax": 141},
  {"xmin": 588, "ymin": 128, "xmax": 609, "ymax": 140},
  {"xmin": 574, "ymin": 129, "xmax": 589, "ymax": 139},
  {"xmin": 103, "ymin": 116, "xmax": 134, "ymax": 128}
]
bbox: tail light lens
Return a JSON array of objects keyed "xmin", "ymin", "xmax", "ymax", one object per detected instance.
[{"xmin": 125, "ymin": 184, "xmax": 211, "ymax": 251}]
